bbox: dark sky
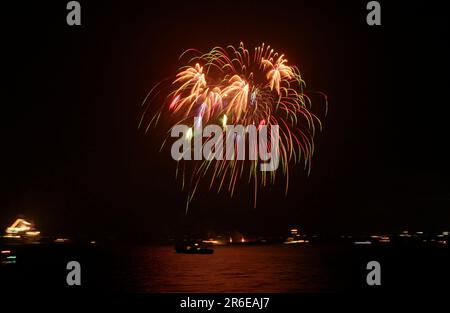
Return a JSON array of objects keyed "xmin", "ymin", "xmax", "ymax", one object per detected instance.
[{"xmin": 2, "ymin": 0, "xmax": 449, "ymax": 240}]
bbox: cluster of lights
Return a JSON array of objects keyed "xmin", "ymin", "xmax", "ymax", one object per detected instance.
[
  {"xmin": 1, "ymin": 250, "xmax": 17, "ymax": 265},
  {"xmin": 284, "ymin": 228, "xmax": 309, "ymax": 244},
  {"xmin": 6, "ymin": 219, "xmax": 32, "ymax": 234},
  {"xmin": 5, "ymin": 218, "xmax": 40, "ymax": 238}
]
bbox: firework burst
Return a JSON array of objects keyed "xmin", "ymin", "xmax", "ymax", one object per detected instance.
[{"xmin": 140, "ymin": 42, "xmax": 327, "ymax": 209}]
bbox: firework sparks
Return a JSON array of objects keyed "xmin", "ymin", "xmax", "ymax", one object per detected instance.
[{"xmin": 140, "ymin": 42, "xmax": 327, "ymax": 210}]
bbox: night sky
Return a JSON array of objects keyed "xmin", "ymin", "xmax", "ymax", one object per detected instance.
[{"xmin": 2, "ymin": 0, "xmax": 449, "ymax": 241}]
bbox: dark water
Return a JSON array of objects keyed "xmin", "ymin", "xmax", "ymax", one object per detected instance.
[
  {"xmin": 119, "ymin": 245, "xmax": 345, "ymax": 293},
  {"xmin": 111, "ymin": 244, "xmax": 450, "ymax": 293},
  {"xmin": 2, "ymin": 244, "xmax": 449, "ymax": 292}
]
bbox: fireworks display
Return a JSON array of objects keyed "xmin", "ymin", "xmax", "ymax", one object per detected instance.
[{"xmin": 140, "ymin": 42, "xmax": 327, "ymax": 209}]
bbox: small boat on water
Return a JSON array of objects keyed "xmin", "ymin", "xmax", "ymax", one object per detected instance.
[{"xmin": 175, "ymin": 242, "xmax": 214, "ymax": 254}]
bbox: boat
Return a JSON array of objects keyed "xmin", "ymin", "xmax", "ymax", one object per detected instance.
[{"xmin": 174, "ymin": 242, "xmax": 214, "ymax": 254}]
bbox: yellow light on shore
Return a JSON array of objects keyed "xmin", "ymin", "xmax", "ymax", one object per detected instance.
[
  {"xmin": 25, "ymin": 231, "xmax": 40, "ymax": 236},
  {"xmin": 202, "ymin": 239, "xmax": 220, "ymax": 245},
  {"xmin": 6, "ymin": 218, "xmax": 32, "ymax": 234}
]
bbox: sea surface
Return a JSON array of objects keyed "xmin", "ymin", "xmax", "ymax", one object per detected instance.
[
  {"xmin": 1, "ymin": 243, "xmax": 449, "ymax": 292},
  {"xmin": 108, "ymin": 244, "xmax": 449, "ymax": 293},
  {"xmin": 117, "ymin": 245, "xmax": 347, "ymax": 293}
]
